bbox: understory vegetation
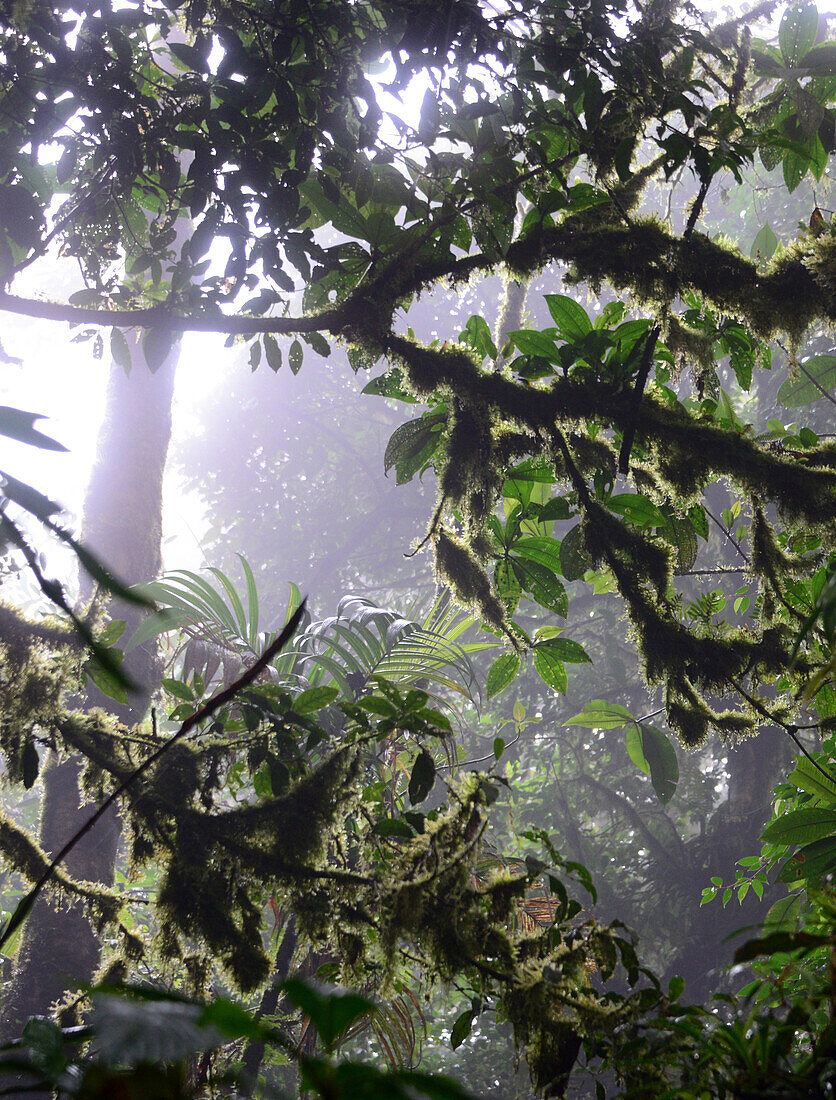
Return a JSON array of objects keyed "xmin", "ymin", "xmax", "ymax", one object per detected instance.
[{"xmin": 0, "ymin": 0, "xmax": 835, "ymax": 1095}]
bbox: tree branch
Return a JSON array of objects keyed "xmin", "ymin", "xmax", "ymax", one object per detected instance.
[{"xmin": 0, "ymin": 600, "xmax": 307, "ymax": 954}]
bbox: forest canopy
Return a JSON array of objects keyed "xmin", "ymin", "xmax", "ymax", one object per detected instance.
[{"xmin": 0, "ymin": 0, "xmax": 834, "ymax": 1096}]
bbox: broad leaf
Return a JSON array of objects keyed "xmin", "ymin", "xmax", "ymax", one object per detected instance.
[
  {"xmin": 625, "ymin": 724, "xmax": 679, "ymax": 804},
  {"xmin": 280, "ymin": 980, "xmax": 375, "ymax": 1050},
  {"xmin": 750, "ymin": 223, "xmax": 778, "ymax": 262},
  {"xmin": 507, "ymin": 330, "xmax": 559, "ymax": 360},
  {"xmin": 779, "ymin": 0, "xmax": 818, "ymax": 66},
  {"xmin": 559, "ymin": 522, "xmax": 592, "ymax": 580},
  {"xmin": 384, "ymin": 413, "xmax": 446, "ymax": 485},
  {"xmin": 788, "ymin": 756, "xmax": 836, "ymax": 804},
  {"xmin": 565, "ymin": 700, "xmax": 634, "ymax": 729},
  {"xmin": 535, "ymin": 637, "xmax": 591, "ymax": 664},
  {"xmin": 408, "ymin": 750, "xmax": 436, "ymax": 805},
  {"xmin": 513, "ymin": 558, "xmax": 568, "ymax": 616},
  {"xmin": 762, "ymin": 807, "xmax": 836, "ymax": 846},
  {"xmin": 294, "ymin": 686, "xmax": 340, "ymax": 714},
  {"xmin": 533, "ymin": 645, "xmax": 567, "ymax": 694},
  {"xmin": 778, "ymin": 836, "xmax": 836, "ymax": 885},
  {"xmin": 486, "ymin": 652, "xmax": 521, "ymax": 698},
  {"xmin": 544, "ymin": 294, "xmax": 592, "ymax": 340},
  {"xmin": 777, "ymin": 356, "xmax": 836, "ymax": 407},
  {"xmin": 512, "ymin": 536, "xmax": 563, "ymax": 572},
  {"xmin": 607, "ymin": 494, "xmax": 667, "ymax": 528}
]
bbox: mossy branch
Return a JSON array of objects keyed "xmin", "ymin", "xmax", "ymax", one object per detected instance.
[{"xmin": 0, "ymin": 601, "xmax": 307, "ymax": 955}]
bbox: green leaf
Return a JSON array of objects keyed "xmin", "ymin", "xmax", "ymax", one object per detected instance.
[
  {"xmin": 198, "ymin": 999, "xmax": 267, "ymax": 1041},
  {"xmin": 110, "ymin": 327, "xmax": 133, "ymax": 373},
  {"xmin": 750, "ymin": 223, "xmax": 778, "ymax": 262},
  {"xmin": 666, "ymin": 516, "xmax": 698, "ymax": 575},
  {"xmin": 507, "ymin": 330, "xmax": 559, "ymax": 360},
  {"xmin": 304, "ymin": 331, "xmax": 331, "ymax": 358},
  {"xmin": 625, "ymin": 724, "xmax": 679, "ymax": 804},
  {"xmin": 0, "ymin": 406, "xmax": 67, "ymax": 451},
  {"xmin": 408, "ymin": 749, "xmax": 436, "ymax": 805},
  {"xmin": 21, "ymin": 1017, "xmax": 66, "ymax": 1076},
  {"xmin": 280, "ymin": 980, "xmax": 375, "ymax": 1050},
  {"xmin": 533, "ymin": 645, "xmax": 567, "ymax": 694},
  {"xmin": 418, "ymin": 86, "xmax": 441, "ymax": 142},
  {"xmin": 777, "ymin": 356, "xmax": 836, "ymax": 406},
  {"xmin": 167, "ymin": 40, "xmax": 208, "ymax": 71},
  {"xmin": 124, "ymin": 607, "xmax": 187, "ymax": 650},
  {"xmin": 372, "ymin": 817, "xmax": 414, "ymax": 838},
  {"xmin": 450, "ymin": 1009, "xmax": 474, "ymax": 1050},
  {"xmin": 607, "ymin": 493, "xmax": 667, "ymax": 528},
  {"xmin": 289, "ymin": 339, "xmax": 303, "ymax": 374},
  {"xmin": 21, "ymin": 741, "xmax": 39, "ymax": 789},
  {"xmin": 779, "ymin": 0, "xmax": 818, "ymax": 66},
  {"xmin": 687, "ymin": 503, "xmax": 709, "ymax": 540},
  {"xmin": 778, "ymin": 836, "xmax": 836, "ymax": 885},
  {"xmin": 539, "ymin": 496, "xmax": 572, "ymax": 522},
  {"xmin": 384, "ymin": 412, "xmax": 446, "ymax": 485},
  {"xmin": 264, "ymin": 334, "xmax": 283, "ymax": 372},
  {"xmin": 142, "ymin": 328, "xmax": 177, "ymax": 373},
  {"xmin": 512, "ymin": 536, "xmax": 563, "ymax": 572},
  {"xmin": 86, "ymin": 651, "xmax": 129, "ymax": 705},
  {"xmin": 565, "ymin": 700, "xmax": 634, "ymax": 729},
  {"xmin": 55, "ymin": 531, "xmax": 154, "ymax": 608},
  {"xmin": 762, "ymin": 807, "xmax": 836, "ymax": 846},
  {"xmin": 162, "ymin": 677, "xmax": 194, "ymax": 702},
  {"xmin": 668, "ymin": 976, "xmax": 685, "ymax": 1001},
  {"xmin": 788, "ymin": 756, "xmax": 836, "ymax": 803},
  {"xmin": 544, "ymin": 294, "xmax": 592, "ymax": 340},
  {"xmin": 513, "ymin": 558, "xmax": 568, "ymax": 616},
  {"xmin": 90, "ymin": 990, "xmax": 225, "ymax": 1065},
  {"xmin": 460, "ymin": 315, "xmax": 497, "ymax": 360},
  {"xmin": 559, "ymin": 522, "xmax": 592, "ymax": 581},
  {"xmin": 486, "ymin": 652, "xmax": 521, "ymax": 698},
  {"xmin": 734, "ymin": 929, "xmax": 830, "ymax": 964},
  {"xmin": 535, "ymin": 637, "xmax": 591, "ymax": 664},
  {"xmin": 362, "ymin": 367, "xmax": 418, "ymax": 403},
  {"xmin": 294, "ymin": 686, "xmax": 340, "ymax": 714}
]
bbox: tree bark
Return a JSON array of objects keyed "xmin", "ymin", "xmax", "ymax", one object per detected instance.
[{"xmin": 0, "ymin": 335, "xmax": 178, "ymax": 1042}]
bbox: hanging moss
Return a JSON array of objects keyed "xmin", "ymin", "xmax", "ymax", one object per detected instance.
[
  {"xmin": 434, "ymin": 528, "xmax": 510, "ymax": 637},
  {"xmin": 751, "ymin": 502, "xmax": 812, "ymax": 597}
]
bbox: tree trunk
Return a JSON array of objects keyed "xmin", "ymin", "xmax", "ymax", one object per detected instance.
[
  {"xmin": 0, "ymin": 334, "xmax": 178, "ymax": 1042},
  {"xmin": 666, "ymin": 726, "xmax": 792, "ymax": 1001}
]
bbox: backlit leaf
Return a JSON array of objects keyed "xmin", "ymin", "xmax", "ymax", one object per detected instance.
[
  {"xmin": 486, "ymin": 652, "xmax": 521, "ymax": 698},
  {"xmin": 544, "ymin": 294, "xmax": 592, "ymax": 341}
]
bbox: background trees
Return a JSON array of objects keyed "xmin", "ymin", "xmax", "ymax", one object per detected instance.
[{"xmin": 0, "ymin": 0, "xmax": 834, "ymax": 1096}]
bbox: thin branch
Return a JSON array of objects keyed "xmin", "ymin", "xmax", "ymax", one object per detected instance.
[
  {"xmin": 704, "ymin": 505, "xmax": 752, "ymax": 565},
  {"xmin": 731, "ymin": 677, "xmax": 836, "ymax": 789},
  {"xmin": 796, "ymin": 361, "xmax": 836, "ymax": 411},
  {"xmin": 0, "ymin": 601, "xmax": 307, "ymax": 954},
  {"xmin": 437, "ymin": 731, "xmax": 522, "ymax": 771}
]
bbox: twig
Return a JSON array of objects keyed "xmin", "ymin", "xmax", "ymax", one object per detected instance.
[
  {"xmin": 796, "ymin": 362, "xmax": 836, "ymax": 411},
  {"xmin": 437, "ymin": 731, "xmax": 522, "ymax": 771},
  {"xmin": 704, "ymin": 505, "xmax": 751, "ymax": 565},
  {"xmin": 0, "ymin": 601, "xmax": 307, "ymax": 954},
  {"xmin": 731, "ymin": 678, "xmax": 836, "ymax": 789}
]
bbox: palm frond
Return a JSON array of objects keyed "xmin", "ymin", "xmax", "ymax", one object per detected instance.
[{"xmin": 132, "ymin": 563, "xmax": 490, "ymax": 711}]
